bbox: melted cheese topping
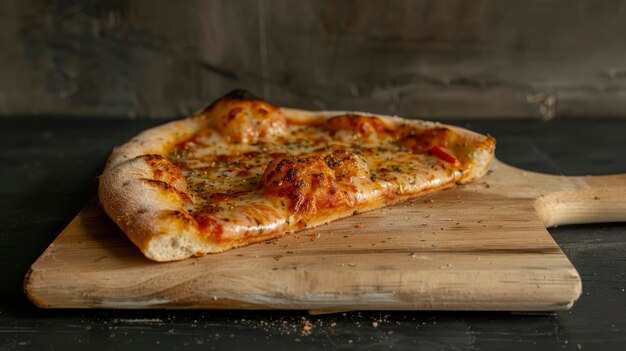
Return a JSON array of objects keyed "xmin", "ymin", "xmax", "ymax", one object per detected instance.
[{"xmin": 169, "ymin": 109, "xmax": 472, "ymax": 244}]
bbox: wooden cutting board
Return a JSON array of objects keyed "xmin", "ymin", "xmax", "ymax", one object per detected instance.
[{"xmin": 25, "ymin": 160, "xmax": 626, "ymax": 313}]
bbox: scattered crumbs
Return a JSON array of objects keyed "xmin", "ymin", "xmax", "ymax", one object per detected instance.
[
  {"xmin": 577, "ymin": 344, "xmax": 582, "ymax": 350},
  {"xmin": 420, "ymin": 223, "xmax": 428, "ymax": 227},
  {"xmin": 300, "ymin": 318, "xmax": 314, "ymax": 336},
  {"xmin": 309, "ymin": 233, "xmax": 321, "ymax": 240},
  {"xmin": 212, "ymin": 296, "xmax": 218, "ymax": 301},
  {"xmin": 372, "ymin": 321, "xmax": 379, "ymax": 328},
  {"xmin": 477, "ymin": 219, "xmax": 484, "ymax": 223},
  {"xmin": 593, "ymin": 196, "xmax": 600, "ymax": 200},
  {"xmin": 348, "ymin": 340, "xmax": 353, "ymax": 344},
  {"xmin": 354, "ymin": 223, "xmax": 364, "ymax": 228},
  {"xmin": 343, "ymin": 235, "xmax": 349, "ymax": 238},
  {"xmin": 119, "ymin": 318, "xmax": 163, "ymax": 324},
  {"xmin": 423, "ymin": 214, "xmax": 431, "ymax": 218},
  {"xmin": 286, "ymin": 251, "xmax": 294, "ymax": 254},
  {"xmin": 348, "ymin": 263, "xmax": 357, "ymax": 267},
  {"xmin": 424, "ymin": 199, "xmax": 434, "ymax": 204},
  {"xmin": 272, "ymin": 255, "xmax": 283, "ymax": 261},
  {"xmin": 431, "ymin": 244, "xmax": 438, "ymax": 247},
  {"xmin": 439, "ymin": 263, "xmax": 453, "ymax": 269}
]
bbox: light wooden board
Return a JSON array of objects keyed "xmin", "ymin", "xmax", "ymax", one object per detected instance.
[{"xmin": 25, "ymin": 161, "xmax": 626, "ymax": 312}]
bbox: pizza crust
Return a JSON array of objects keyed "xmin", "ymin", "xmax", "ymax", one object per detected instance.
[
  {"xmin": 104, "ymin": 117, "xmax": 208, "ymax": 172},
  {"xmin": 99, "ymin": 96, "xmax": 495, "ymax": 262}
]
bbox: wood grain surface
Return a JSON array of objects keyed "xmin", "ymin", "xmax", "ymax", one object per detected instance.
[{"xmin": 24, "ymin": 160, "xmax": 626, "ymax": 312}]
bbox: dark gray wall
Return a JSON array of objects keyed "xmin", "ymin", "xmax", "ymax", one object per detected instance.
[{"xmin": 2, "ymin": 0, "xmax": 626, "ymax": 118}]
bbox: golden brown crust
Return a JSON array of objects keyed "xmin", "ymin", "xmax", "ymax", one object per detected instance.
[
  {"xmin": 203, "ymin": 94, "xmax": 287, "ymax": 144},
  {"xmin": 99, "ymin": 91, "xmax": 496, "ymax": 262}
]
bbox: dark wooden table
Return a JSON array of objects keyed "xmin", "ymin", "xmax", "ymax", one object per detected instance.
[{"xmin": 1, "ymin": 117, "xmax": 625, "ymax": 350}]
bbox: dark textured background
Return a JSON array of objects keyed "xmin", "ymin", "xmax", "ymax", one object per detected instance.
[{"xmin": 2, "ymin": 0, "xmax": 626, "ymax": 118}]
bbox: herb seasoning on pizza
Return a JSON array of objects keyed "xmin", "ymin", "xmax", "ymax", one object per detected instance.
[{"xmin": 99, "ymin": 90, "xmax": 496, "ymax": 261}]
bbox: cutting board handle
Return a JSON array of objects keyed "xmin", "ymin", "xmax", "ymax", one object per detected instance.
[{"xmin": 534, "ymin": 174, "xmax": 626, "ymax": 227}]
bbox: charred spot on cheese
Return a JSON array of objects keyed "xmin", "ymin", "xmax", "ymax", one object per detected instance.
[
  {"xmin": 209, "ymin": 89, "xmax": 260, "ymax": 106},
  {"xmin": 200, "ymin": 92, "xmax": 287, "ymax": 144},
  {"xmin": 324, "ymin": 114, "xmax": 392, "ymax": 139},
  {"xmin": 261, "ymin": 155, "xmax": 344, "ymax": 214},
  {"xmin": 398, "ymin": 127, "xmax": 453, "ymax": 154},
  {"xmin": 323, "ymin": 150, "xmax": 370, "ymax": 181},
  {"xmin": 196, "ymin": 89, "xmax": 261, "ymax": 115}
]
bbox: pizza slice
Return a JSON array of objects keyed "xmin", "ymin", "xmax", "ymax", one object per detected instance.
[{"xmin": 99, "ymin": 90, "xmax": 496, "ymax": 261}]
